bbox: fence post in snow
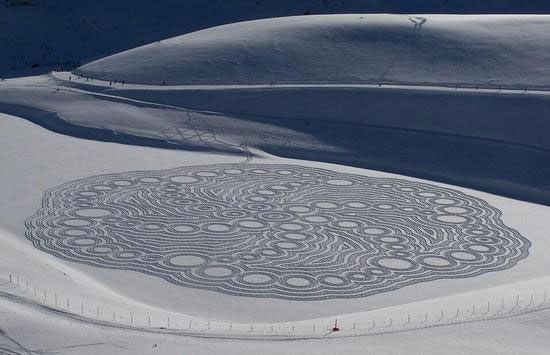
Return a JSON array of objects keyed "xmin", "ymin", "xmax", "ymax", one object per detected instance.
[
  {"xmin": 506, "ymin": 295, "xmax": 520, "ymax": 315},
  {"xmin": 130, "ymin": 312, "xmax": 133, "ymax": 325},
  {"xmin": 481, "ymin": 301, "xmax": 490, "ymax": 317},
  {"xmin": 526, "ymin": 294, "xmax": 534, "ymax": 310},
  {"xmin": 67, "ymin": 296, "xmax": 70, "ymax": 311},
  {"xmin": 148, "ymin": 315, "xmax": 151, "ymax": 327},
  {"xmin": 188, "ymin": 319, "xmax": 191, "ymax": 329},
  {"xmin": 81, "ymin": 301, "xmax": 84, "ymax": 315},
  {"xmin": 435, "ymin": 310, "xmax": 444, "ymax": 323},
  {"xmin": 539, "ymin": 290, "xmax": 548, "ymax": 308},
  {"xmin": 369, "ymin": 320, "xmax": 376, "ymax": 330},
  {"xmin": 417, "ymin": 313, "xmax": 428, "ymax": 326},
  {"xmin": 97, "ymin": 304, "xmax": 100, "ymax": 319},
  {"xmin": 9, "ymin": 274, "xmax": 11, "ymax": 284}
]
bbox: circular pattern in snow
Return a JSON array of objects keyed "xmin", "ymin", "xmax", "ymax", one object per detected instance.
[{"xmin": 26, "ymin": 164, "xmax": 530, "ymax": 301}]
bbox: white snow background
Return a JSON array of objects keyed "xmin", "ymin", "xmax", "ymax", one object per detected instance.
[{"xmin": 1, "ymin": 4, "xmax": 550, "ymax": 355}]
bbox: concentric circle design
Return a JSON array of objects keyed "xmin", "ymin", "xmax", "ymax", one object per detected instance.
[{"xmin": 25, "ymin": 164, "xmax": 530, "ymax": 300}]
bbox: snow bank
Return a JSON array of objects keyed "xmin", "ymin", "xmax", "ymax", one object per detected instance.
[{"xmin": 76, "ymin": 14, "xmax": 550, "ymax": 88}]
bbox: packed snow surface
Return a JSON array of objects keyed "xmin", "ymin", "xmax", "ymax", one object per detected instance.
[{"xmin": 76, "ymin": 14, "xmax": 550, "ymax": 88}]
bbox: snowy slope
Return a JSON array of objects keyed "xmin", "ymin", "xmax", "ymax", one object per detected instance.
[
  {"xmin": 3, "ymin": 0, "xmax": 550, "ymax": 78},
  {"xmin": 3, "ymin": 73, "xmax": 550, "ymax": 205},
  {"xmin": 75, "ymin": 14, "xmax": 550, "ymax": 88}
]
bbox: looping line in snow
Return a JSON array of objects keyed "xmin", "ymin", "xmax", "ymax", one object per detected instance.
[{"xmin": 25, "ymin": 164, "xmax": 530, "ymax": 301}]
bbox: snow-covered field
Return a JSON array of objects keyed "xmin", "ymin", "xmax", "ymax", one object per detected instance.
[{"xmin": 1, "ymin": 11, "xmax": 550, "ymax": 355}]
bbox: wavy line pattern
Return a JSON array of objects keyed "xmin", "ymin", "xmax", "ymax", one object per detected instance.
[{"xmin": 25, "ymin": 164, "xmax": 530, "ymax": 300}]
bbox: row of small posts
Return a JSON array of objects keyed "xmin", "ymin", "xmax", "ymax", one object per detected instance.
[{"xmin": 3, "ymin": 273, "xmax": 549, "ymax": 338}]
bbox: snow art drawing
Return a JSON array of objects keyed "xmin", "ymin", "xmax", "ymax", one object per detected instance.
[{"xmin": 26, "ymin": 164, "xmax": 530, "ymax": 300}]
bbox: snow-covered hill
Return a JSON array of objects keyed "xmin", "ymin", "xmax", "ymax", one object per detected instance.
[
  {"xmin": 75, "ymin": 14, "xmax": 550, "ymax": 88},
  {"xmin": 3, "ymin": 0, "xmax": 550, "ymax": 78}
]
